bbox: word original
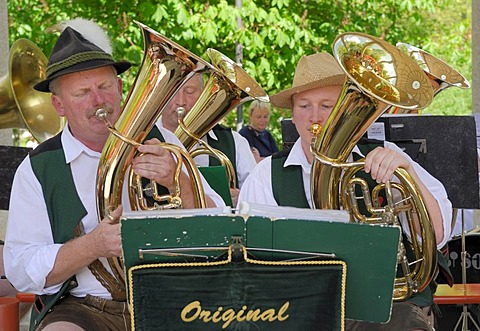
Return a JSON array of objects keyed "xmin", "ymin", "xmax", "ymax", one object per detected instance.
[{"xmin": 180, "ymin": 300, "xmax": 290, "ymax": 329}]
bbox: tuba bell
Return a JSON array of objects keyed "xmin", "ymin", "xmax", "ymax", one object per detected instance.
[
  {"xmin": 0, "ymin": 39, "xmax": 65, "ymax": 142},
  {"xmin": 388, "ymin": 42, "xmax": 470, "ymax": 114},
  {"xmin": 174, "ymin": 48, "xmax": 269, "ymax": 189},
  {"xmin": 310, "ymin": 32, "xmax": 437, "ymax": 301},
  {"xmin": 96, "ymin": 21, "xmax": 217, "ymax": 285}
]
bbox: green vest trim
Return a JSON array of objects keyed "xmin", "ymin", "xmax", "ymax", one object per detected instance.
[
  {"xmin": 271, "ymin": 149, "xmax": 309, "ymax": 208},
  {"xmin": 28, "ymin": 133, "xmax": 86, "ymax": 329},
  {"xmin": 29, "ymin": 134, "xmax": 87, "ymax": 244},
  {"xmin": 207, "ymin": 124, "xmax": 239, "ymax": 188}
]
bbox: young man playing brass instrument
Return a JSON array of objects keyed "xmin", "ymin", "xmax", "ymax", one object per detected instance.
[{"xmin": 237, "ymin": 52, "xmax": 452, "ymax": 330}]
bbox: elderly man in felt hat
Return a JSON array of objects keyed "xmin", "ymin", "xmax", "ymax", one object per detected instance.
[
  {"xmin": 237, "ymin": 52, "xmax": 452, "ymax": 331},
  {"xmin": 3, "ymin": 19, "xmax": 224, "ymax": 330}
]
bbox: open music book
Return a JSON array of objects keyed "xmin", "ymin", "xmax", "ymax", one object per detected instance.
[
  {"xmin": 238, "ymin": 202, "xmax": 350, "ymax": 223},
  {"xmin": 122, "ymin": 203, "xmax": 350, "ymax": 223}
]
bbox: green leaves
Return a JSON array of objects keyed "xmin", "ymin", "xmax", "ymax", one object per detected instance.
[{"xmin": 6, "ymin": 0, "xmax": 472, "ymax": 141}]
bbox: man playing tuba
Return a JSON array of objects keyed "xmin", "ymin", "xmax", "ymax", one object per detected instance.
[
  {"xmin": 3, "ymin": 19, "xmax": 225, "ymax": 330},
  {"xmin": 237, "ymin": 52, "xmax": 452, "ymax": 331}
]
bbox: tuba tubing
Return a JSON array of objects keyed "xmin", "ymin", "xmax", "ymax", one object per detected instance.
[
  {"xmin": 96, "ymin": 21, "xmax": 215, "ymax": 286},
  {"xmin": 310, "ymin": 32, "xmax": 436, "ymax": 301}
]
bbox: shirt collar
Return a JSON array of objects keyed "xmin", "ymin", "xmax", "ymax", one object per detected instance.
[
  {"xmin": 284, "ymin": 138, "xmax": 311, "ymax": 175},
  {"xmin": 283, "ymin": 139, "xmax": 364, "ymax": 173},
  {"xmin": 62, "ymin": 125, "xmax": 101, "ymax": 164}
]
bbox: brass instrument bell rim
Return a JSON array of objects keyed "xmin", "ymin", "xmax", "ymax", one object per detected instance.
[
  {"xmin": 133, "ymin": 20, "xmax": 215, "ymax": 75},
  {"xmin": 206, "ymin": 48, "xmax": 270, "ymax": 103},
  {"xmin": 332, "ymin": 32, "xmax": 433, "ymax": 110},
  {"xmin": 396, "ymin": 42, "xmax": 471, "ymax": 89},
  {"xmin": 6, "ymin": 39, "xmax": 65, "ymax": 142}
]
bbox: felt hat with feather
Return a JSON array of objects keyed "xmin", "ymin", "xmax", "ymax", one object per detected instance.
[{"xmin": 34, "ymin": 18, "xmax": 131, "ymax": 92}]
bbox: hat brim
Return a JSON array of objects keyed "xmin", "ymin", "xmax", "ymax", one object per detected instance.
[
  {"xmin": 34, "ymin": 59, "xmax": 132, "ymax": 92},
  {"xmin": 270, "ymin": 73, "xmax": 346, "ymax": 109}
]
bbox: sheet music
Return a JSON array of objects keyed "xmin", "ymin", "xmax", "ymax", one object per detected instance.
[{"xmin": 238, "ymin": 202, "xmax": 350, "ymax": 223}]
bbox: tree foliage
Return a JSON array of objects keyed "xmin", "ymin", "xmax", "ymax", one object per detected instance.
[{"xmin": 7, "ymin": 0, "xmax": 472, "ymax": 144}]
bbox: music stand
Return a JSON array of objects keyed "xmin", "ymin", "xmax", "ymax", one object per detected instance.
[
  {"xmin": 372, "ymin": 115, "xmax": 480, "ymax": 330},
  {"xmin": 452, "ymin": 210, "xmax": 480, "ymax": 330}
]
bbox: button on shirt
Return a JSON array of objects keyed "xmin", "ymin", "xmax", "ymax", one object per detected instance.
[{"xmin": 4, "ymin": 125, "xmax": 225, "ymax": 298}]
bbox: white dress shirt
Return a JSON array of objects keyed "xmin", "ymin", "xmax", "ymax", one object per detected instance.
[
  {"xmin": 4, "ymin": 125, "xmax": 224, "ymax": 298},
  {"xmin": 237, "ymin": 138, "xmax": 453, "ymax": 249}
]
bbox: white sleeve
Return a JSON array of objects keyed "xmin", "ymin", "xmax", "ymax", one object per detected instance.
[
  {"xmin": 159, "ymin": 127, "xmax": 226, "ymax": 207},
  {"xmin": 232, "ymin": 131, "xmax": 257, "ymax": 188},
  {"xmin": 3, "ymin": 157, "xmax": 62, "ymax": 294},
  {"xmin": 236, "ymin": 157, "xmax": 278, "ymax": 208}
]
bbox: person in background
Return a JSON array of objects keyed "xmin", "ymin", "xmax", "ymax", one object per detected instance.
[
  {"xmin": 3, "ymin": 19, "xmax": 224, "ymax": 330},
  {"xmin": 159, "ymin": 73, "xmax": 257, "ymax": 207},
  {"xmin": 239, "ymin": 100, "xmax": 279, "ymax": 163},
  {"xmin": 237, "ymin": 52, "xmax": 452, "ymax": 331}
]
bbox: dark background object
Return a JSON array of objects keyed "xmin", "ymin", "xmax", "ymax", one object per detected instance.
[{"xmin": 0, "ymin": 146, "xmax": 31, "ymax": 210}]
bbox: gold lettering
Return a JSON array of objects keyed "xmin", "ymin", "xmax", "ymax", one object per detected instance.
[
  {"xmin": 236, "ymin": 305, "xmax": 248, "ymax": 322},
  {"xmin": 212, "ymin": 307, "xmax": 223, "ymax": 323},
  {"xmin": 199, "ymin": 310, "xmax": 212, "ymax": 322},
  {"xmin": 246, "ymin": 308, "xmax": 262, "ymax": 321},
  {"xmin": 259, "ymin": 308, "xmax": 277, "ymax": 321},
  {"xmin": 180, "ymin": 301, "xmax": 290, "ymax": 327},
  {"xmin": 221, "ymin": 309, "xmax": 236, "ymax": 329},
  {"xmin": 278, "ymin": 302, "xmax": 290, "ymax": 321},
  {"xmin": 181, "ymin": 301, "xmax": 201, "ymax": 322}
]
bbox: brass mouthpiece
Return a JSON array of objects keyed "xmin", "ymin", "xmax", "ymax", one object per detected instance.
[{"xmin": 310, "ymin": 123, "xmax": 322, "ymax": 136}]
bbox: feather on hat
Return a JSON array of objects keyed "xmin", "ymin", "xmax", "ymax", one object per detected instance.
[{"xmin": 34, "ymin": 18, "xmax": 131, "ymax": 92}]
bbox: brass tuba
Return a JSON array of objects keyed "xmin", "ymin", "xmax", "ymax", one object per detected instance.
[
  {"xmin": 388, "ymin": 42, "xmax": 470, "ymax": 114},
  {"xmin": 310, "ymin": 32, "xmax": 437, "ymax": 301},
  {"xmin": 0, "ymin": 39, "xmax": 65, "ymax": 142},
  {"xmin": 174, "ymin": 49, "xmax": 269, "ymax": 189},
  {"xmin": 96, "ymin": 21, "xmax": 216, "ymax": 285}
]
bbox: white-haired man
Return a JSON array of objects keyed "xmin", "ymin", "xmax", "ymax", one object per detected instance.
[{"xmin": 3, "ymin": 20, "xmax": 224, "ymax": 330}]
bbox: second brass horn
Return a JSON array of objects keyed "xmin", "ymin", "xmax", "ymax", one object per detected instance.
[
  {"xmin": 310, "ymin": 32, "xmax": 437, "ymax": 301},
  {"xmin": 0, "ymin": 39, "xmax": 65, "ymax": 142},
  {"xmin": 389, "ymin": 42, "xmax": 470, "ymax": 114},
  {"xmin": 174, "ymin": 49, "xmax": 269, "ymax": 189}
]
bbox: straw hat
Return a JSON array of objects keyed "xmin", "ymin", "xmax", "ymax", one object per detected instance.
[
  {"xmin": 34, "ymin": 19, "xmax": 131, "ymax": 92},
  {"xmin": 270, "ymin": 52, "xmax": 346, "ymax": 109}
]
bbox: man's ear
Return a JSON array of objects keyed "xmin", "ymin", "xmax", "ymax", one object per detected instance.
[{"xmin": 51, "ymin": 94, "xmax": 66, "ymax": 116}]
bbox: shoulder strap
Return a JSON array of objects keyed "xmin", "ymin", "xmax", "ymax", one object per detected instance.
[{"xmin": 271, "ymin": 149, "xmax": 309, "ymax": 208}]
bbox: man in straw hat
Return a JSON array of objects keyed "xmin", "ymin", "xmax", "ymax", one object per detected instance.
[
  {"xmin": 3, "ymin": 19, "xmax": 224, "ymax": 330},
  {"xmin": 237, "ymin": 52, "xmax": 452, "ymax": 330}
]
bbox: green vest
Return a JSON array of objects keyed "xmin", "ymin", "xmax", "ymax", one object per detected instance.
[
  {"xmin": 271, "ymin": 141, "xmax": 451, "ymax": 307},
  {"xmin": 28, "ymin": 133, "xmax": 86, "ymax": 329},
  {"xmin": 27, "ymin": 127, "xmax": 167, "ymax": 328}
]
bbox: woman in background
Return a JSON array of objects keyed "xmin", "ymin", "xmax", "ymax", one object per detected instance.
[{"xmin": 239, "ymin": 100, "xmax": 279, "ymax": 162}]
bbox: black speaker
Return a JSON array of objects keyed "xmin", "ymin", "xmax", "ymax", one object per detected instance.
[{"xmin": 0, "ymin": 146, "xmax": 31, "ymax": 210}]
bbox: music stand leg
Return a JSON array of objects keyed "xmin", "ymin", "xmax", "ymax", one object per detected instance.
[
  {"xmin": 453, "ymin": 305, "xmax": 480, "ymax": 331},
  {"xmin": 452, "ymin": 209, "xmax": 480, "ymax": 331}
]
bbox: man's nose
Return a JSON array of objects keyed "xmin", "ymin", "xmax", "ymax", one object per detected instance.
[
  {"xmin": 311, "ymin": 108, "xmax": 325, "ymax": 124},
  {"xmin": 92, "ymin": 89, "xmax": 105, "ymax": 106},
  {"xmin": 174, "ymin": 92, "xmax": 187, "ymax": 107}
]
